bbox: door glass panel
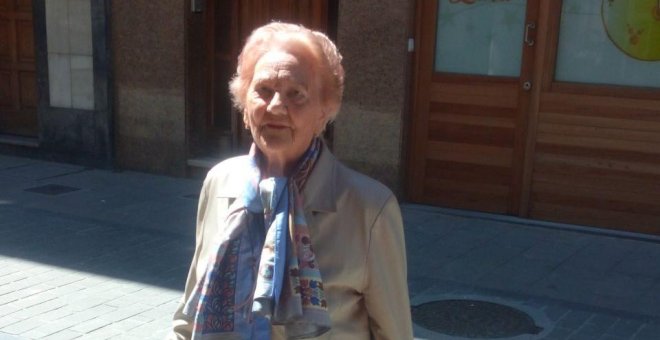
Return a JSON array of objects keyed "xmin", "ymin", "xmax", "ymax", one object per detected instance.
[
  {"xmin": 434, "ymin": 0, "xmax": 527, "ymax": 77},
  {"xmin": 555, "ymin": 0, "xmax": 660, "ymax": 88}
]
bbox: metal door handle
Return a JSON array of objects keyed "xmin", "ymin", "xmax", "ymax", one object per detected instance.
[{"xmin": 524, "ymin": 22, "xmax": 536, "ymax": 46}]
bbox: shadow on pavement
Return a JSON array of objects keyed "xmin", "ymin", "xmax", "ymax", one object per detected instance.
[{"xmin": 0, "ymin": 203, "xmax": 195, "ymax": 291}]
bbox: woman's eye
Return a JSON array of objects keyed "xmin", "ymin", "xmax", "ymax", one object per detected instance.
[
  {"xmin": 257, "ymin": 86, "xmax": 273, "ymax": 98},
  {"xmin": 289, "ymin": 89, "xmax": 305, "ymax": 101}
]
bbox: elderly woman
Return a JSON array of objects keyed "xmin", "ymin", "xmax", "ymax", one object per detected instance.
[{"xmin": 170, "ymin": 22, "xmax": 412, "ymax": 339}]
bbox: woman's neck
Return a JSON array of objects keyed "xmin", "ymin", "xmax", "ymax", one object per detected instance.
[{"xmin": 261, "ymin": 154, "xmax": 294, "ymax": 178}]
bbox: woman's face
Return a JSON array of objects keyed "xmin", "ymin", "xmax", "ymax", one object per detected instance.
[{"xmin": 244, "ymin": 48, "xmax": 326, "ymax": 167}]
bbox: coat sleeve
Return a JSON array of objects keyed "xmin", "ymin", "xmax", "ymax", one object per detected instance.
[
  {"xmin": 363, "ymin": 194, "xmax": 413, "ymax": 340},
  {"xmin": 168, "ymin": 175, "xmax": 212, "ymax": 340}
]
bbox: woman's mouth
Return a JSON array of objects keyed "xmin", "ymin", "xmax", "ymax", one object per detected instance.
[{"xmin": 264, "ymin": 123, "xmax": 289, "ymax": 130}]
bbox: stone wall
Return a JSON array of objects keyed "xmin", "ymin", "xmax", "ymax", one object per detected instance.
[
  {"xmin": 334, "ymin": 0, "xmax": 413, "ymax": 195},
  {"xmin": 111, "ymin": 1, "xmax": 186, "ymax": 176}
]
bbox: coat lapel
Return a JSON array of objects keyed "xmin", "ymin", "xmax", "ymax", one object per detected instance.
[{"xmin": 303, "ymin": 142, "xmax": 337, "ymax": 213}]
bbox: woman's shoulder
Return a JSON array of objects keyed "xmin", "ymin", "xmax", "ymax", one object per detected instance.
[
  {"xmin": 206, "ymin": 155, "xmax": 251, "ymax": 178},
  {"xmin": 329, "ymin": 156, "xmax": 396, "ymax": 212},
  {"xmin": 202, "ymin": 155, "xmax": 252, "ymax": 193},
  {"xmin": 335, "ymin": 162, "xmax": 393, "ymax": 199}
]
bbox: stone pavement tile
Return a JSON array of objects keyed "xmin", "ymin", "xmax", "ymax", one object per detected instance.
[
  {"xmin": 600, "ymin": 335, "xmax": 627, "ymax": 340},
  {"xmin": 4, "ymin": 289, "xmax": 57, "ymax": 309},
  {"xmin": 399, "ymin": 205, "xmax": 438, "ymax": 225},
  {"xmin": 1, "ymin": 317, "xmax": 43, "ymax": 336},
  {"xmin": 407, "ymin": 276, "xmax": 436, "ymax": 299},
  {"xmin": 0, "ymin": 332, "xmax": 24, "ymax": 340},
  {"xmin": 612, "ymin": 242, "xmax": 660, "ymax": 280},
  {"xmin": 69, "ymin": 317, "xmax": 114, "ymax": 334},
  {"xmin": 556, "ymin": 310, "xmax": 592, "ymax": 329},
  {"xmin": 431, "ymin": 242, "xmax": 527, "ymax": 283},
  {"xmin": 20, "ymin": 266, "xmax": 56, "ymax": 278},
  {"xmin": 634, "ymin": 323, "xmax": 660, "ymax": 340},
  {"xmin": 128, "ymin": 291, "xmax": 180, "ymax": 308},
  {"xmin": 0, "ymin": 264, "xmax": 22, "ymax": 277},
  {"xmin": 568, "ymin": 322, "xmax": 609, "ymax": 339},
  {"xmin": 594, "ymin": 274, "xmax": 655, "ymax": 301},
  {"xmin": 106, "ymin": 317, "xmax": 148, "ymax": 332},
  {"xmin": 605, "ymin": 319, "xmax": 645, "ymax": 338},
  {"xmin": 0, "ymin": 162, "xmax": 85, "ymax": 181},
  {"xmin": 529, "ymin": 274, "xmax": 604, "ymax": 305},
  {"xmin": 0, "ymin": 271, "xmax": 29, "ymax": 286},
  {"xmin": 11, "ymin": 298, "xmax": 67, "ymax": 318},
  {"xmin": 0, "ymin": 154, "xmax": 33, "ymax": 168},
  {"xmin": 561, "ymin": 238, "xmax": 637, "ymax": 276},
  {"xmin": 0, "ymin": 304, "xmax": 19, "ymax": 318},
  {"xmin": 57, "ymin": 305, "xmax": 115, "ymax": 327},
  {"xmin": 542, "ymin": 304, "xmax": 570, "ymax": 323},
  {"xmin": 41, "ymin": 329, "xmax": 84, "ymax": 340},
  {"xmin": 97, "ymin": 303, "xmax": 152, "ymax": 323},
  {"xmin": 0, "ymin": 315, "xmax": 27, "ymax": 329},
  {"xmin": 540, "ymin": 326, "xmax": 573, "ymax": 339},
  {"xmin": 77, "ymin": 325, "xmax": 124, "ymax": 340},
  {"xmin": 632, "ymin": 282, "xmax": 660, "ymax": 317},
  {"xmin": 20, "ymin": 317, "xmax": 81, "ymax": 340},
  {"xmin": 37, "ymin": 271, "xmax": 87, "ymax": 288},
  {"xmin": 128, "ymin": 319, "xmax": 172, "ymax": 338},
  {"xmin": 490, "ymin": 225, "xmax": 555, "ymax": 250},
  {"xmin": 29, "ymin": 305, "xmax": 74, "ymax": 322},
  {"xmin": 477, "ymin": 257, "xmax": 556, "ymax": 292},
  {"xmin": 585, "ymin": 314, "xmax": 619, "ymax": 331},
  {"xmin": 47, "ymin": 282, "xmax": 87, "ymax": 298},
  {"xmin": 66, "ymin": 296, "xmax": 115, "ymax": 312},
  {"xmin": 521, "ymin": 238, "xmax": 583, "ymax": 265}
]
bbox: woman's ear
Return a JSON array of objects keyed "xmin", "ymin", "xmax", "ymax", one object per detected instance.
[
  {"xmin": 242, "ymin": 111, "xmax": 250, "ymax": 130},
  {"xmin": 315, "ymin": 109, "xmax": 330, "ymax": 137}
]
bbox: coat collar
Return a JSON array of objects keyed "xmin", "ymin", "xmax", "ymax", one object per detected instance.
[
  {"xmin": 215, "ymin": 141, "xmax": 337, "ymax": 213},
  {"xmin": 302, "ymin": 141, "xmax": 337, "ymax": 213}
]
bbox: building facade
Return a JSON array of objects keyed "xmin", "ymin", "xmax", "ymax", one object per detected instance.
[{"xmin": 2, "ymin": 0, "xmax": 660, "ymax": 234}]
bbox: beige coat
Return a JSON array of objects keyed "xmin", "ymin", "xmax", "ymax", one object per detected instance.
[{"xmin": 170, "ymin": 146, "xmax": 413, "ymax": 340}]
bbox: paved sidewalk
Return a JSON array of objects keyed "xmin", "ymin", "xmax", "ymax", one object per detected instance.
[{"xmin": 1, "ymin": 154, "xmax": 660, "ymax": 339}]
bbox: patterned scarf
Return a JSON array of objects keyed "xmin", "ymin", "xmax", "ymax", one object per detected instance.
[{"xmin": 183, "ymin": 138, "xmax": 331, "ymax": 339}]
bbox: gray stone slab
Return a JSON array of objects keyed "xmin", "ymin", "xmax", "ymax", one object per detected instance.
[
  {"xmin": 634, "ymin": 323, "xmax": 660, "ymax": 340},
  {"xmin": 0, "ymin": 155, "xmax": 33, "ymax": 169},
  {"xmin": 606, "ymin": 319, "xmax": 645, "ymax": 338}
]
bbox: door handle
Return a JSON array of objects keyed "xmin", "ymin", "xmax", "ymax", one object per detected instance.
[{"xmin": 524, "ymin": 22, "xmax": 536, "ymax": 46}]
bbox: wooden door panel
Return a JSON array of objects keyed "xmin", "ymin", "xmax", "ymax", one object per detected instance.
[
  {"xmin": 408, "ymin": 0, "xmax": 538, "ymax": 214},
  {"xmin": 16, "ymin": 18, "xmax": 33, "ymax": 62},
  {"xmin": 0, "ymin": 70, "xmax": 11, "ymax": 108},
  {"xmin": 0, "ymin": 19, "xmax": 10, "ymax": 61},
  {"xmin": 422, "ymin": 78, "xmax": 519, "ymax": 213},
  {"xmin": 530, "ymin": 91, "xmax": 660, "ymax": 234},
  {"xmin": 18, "ymin": 70, "xmax": 35, "ymax": 108},
  {"xmin": 16, "ymin": 0, "xmax": 31, "ymax": 12},
  {"xmin": 0, "ymin": 0, "xmax": 37, "ymax": 136}
]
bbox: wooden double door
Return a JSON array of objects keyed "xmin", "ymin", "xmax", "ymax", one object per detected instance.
[
  {"xmin": 189, "ymin": 0, "xmax": 335, "ymax": 160},
  {"xmin": 409, "ymin": 0, "xmax": 660, "ymax": 234},
  {"xmin": 408, "ymin": 0, "xmax": 539, "ymax": 215},
  {"xmin": 0, "ymin": 0, "xmax": 37, "ymax": 137}
]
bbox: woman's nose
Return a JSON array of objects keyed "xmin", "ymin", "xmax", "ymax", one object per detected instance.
[{"xmin": 267, "ymin": 92, "xmax": 287, "ymax": 115}]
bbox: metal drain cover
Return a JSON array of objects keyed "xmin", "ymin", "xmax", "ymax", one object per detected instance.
[{"xmin": 412, "ymin": 299, "xmax": 543, "ymax": 338}]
